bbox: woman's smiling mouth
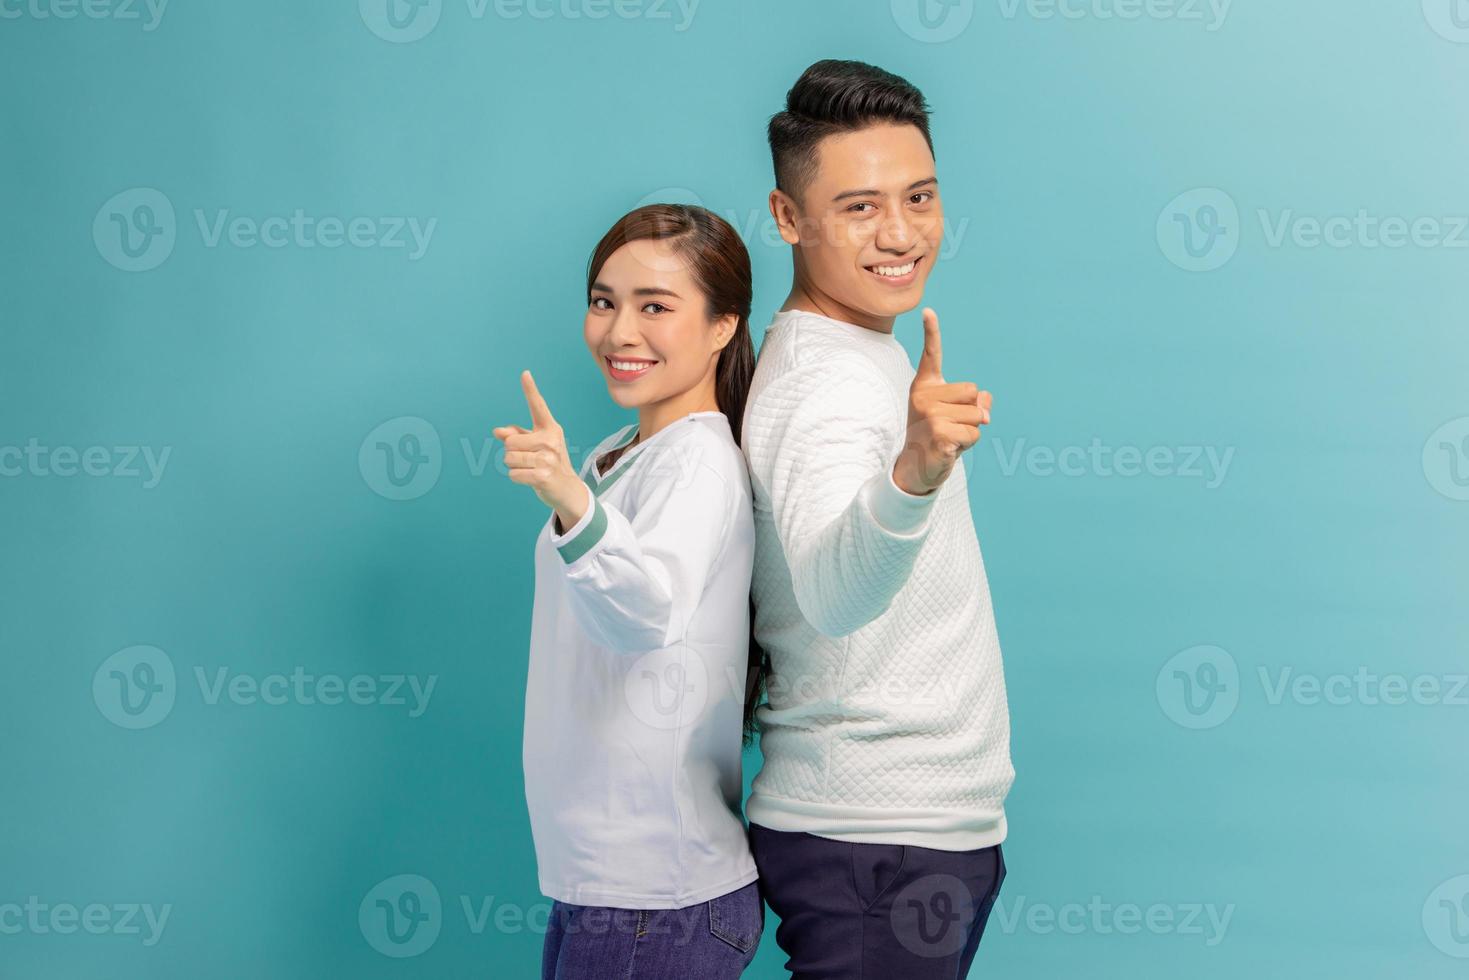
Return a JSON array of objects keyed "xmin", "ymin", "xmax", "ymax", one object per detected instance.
[{"xmin": 606, "ymin": 356, "xmax": 657, "ymax": 382}]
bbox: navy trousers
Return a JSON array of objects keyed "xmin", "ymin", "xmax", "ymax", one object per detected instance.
[{"xmin": 748, "ymin": 822, "xmax": 1006, "ymax": 979}]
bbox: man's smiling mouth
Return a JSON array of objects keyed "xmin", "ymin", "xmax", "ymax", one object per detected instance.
[{"xmin": 865, "ymin": 254, "xmax": 923, "ymax": 284}]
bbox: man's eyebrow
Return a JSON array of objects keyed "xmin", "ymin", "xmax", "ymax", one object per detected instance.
[
  {"xmin": 831, "ymin": 177, "xmax": 938, "ymax": 204},
  {"xmin": 589, "ymin": 282, "xmax": 683, "ymax": 299}
]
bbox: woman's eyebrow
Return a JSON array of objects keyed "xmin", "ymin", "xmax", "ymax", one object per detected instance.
[{"xmin": 589, "ymin": 283, "xmax": 682, "ymax": 299}]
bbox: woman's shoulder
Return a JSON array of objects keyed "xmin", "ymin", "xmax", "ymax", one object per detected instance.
[{"xmin": 652, "ymin": 413, "xmax": 752, "ymax": 499}]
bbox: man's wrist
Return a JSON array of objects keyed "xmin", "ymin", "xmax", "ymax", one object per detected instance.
[
  {"xmin": 865, "ymin": 460, "xmax": 940, "ymax": 536},
  {"xmin": 890, "ymin": 459, "xmax": 935, "ymax": 498}
]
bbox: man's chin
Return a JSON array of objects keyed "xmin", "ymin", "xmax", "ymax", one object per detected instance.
[{"xmin": 858, "ymin": 283, "xmax": 927, "ymax": 319}]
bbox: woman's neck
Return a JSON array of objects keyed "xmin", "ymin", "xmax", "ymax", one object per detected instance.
[{"xmin": 636, "ymin": 382, "xmax": 720, "ymax": 443}]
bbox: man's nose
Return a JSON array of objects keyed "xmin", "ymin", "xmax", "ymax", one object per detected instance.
[{"xmin": 874, "ymin": 210, "xmax": 916, "ymax": 252}]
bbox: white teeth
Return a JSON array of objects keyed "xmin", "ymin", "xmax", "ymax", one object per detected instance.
[
  {"xmin": 872, "ymin": 260, "xmax": 917, "ymax": 278},
  {"xmin": 611, "ymin": 360, "xmax": 652, "ymax": 372}
]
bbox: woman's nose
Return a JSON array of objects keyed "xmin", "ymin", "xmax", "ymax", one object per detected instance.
[{"xmin": 608, "ymin": 308, "xmax": 642, "ymax": 345}]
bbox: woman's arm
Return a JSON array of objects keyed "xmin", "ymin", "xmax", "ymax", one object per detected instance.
[{"xmin": 549, "ymin": 457, "xmax": 733, "ymax": 654}]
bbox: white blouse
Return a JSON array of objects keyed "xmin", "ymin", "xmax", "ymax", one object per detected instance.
[{"xmin": 521, "ymin": 410, "xmax": 760, "ymax": 909}]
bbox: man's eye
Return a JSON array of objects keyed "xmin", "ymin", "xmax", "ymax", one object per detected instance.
[
  {"xmin": 911, "ymin": 192, "xmax": 934, "ymax": 205},
  {"xmin": 848, "ymin": 202, "xmax": 877, "ymax": 214}
]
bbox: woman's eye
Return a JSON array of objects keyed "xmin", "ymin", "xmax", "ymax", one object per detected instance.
[
  {"xmin": 642, "ymin": 302, "xmax": 670, "ymax": 315},
  {"xmin": 590, "ymin": 297, "xmax": 612, "ymax": 311}
]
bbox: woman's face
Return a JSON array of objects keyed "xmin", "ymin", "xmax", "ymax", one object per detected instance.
[{"xmin": 584, "ymin": 238, "xmax": 733, "ymax": 409}]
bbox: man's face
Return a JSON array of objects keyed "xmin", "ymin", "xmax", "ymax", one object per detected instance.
[{"xmin": 779, "ymin": 122, "xmax": 943, "ymax": 326}]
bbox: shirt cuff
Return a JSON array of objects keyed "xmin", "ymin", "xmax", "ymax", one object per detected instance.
[
  {"xmin": 551, "ymin": 487, "xmax": 607, "ymax": 563},
  {"xmin": 860, "ymin": 462, "xmax": 939, "ymax": 537}
]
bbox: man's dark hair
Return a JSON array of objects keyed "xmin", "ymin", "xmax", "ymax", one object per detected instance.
[{"xmin": 768, "ymin": 59, "xmax": 934, "ymax": 201}]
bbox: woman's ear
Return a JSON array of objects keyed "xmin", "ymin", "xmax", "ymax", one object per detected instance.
[
  {"xmin": 770, "ymin": 189, "xmax": 801, "ymax": 246},
  {"xmin": 711, "ymin": 313, "xmax": 739, "ymax": 353}
]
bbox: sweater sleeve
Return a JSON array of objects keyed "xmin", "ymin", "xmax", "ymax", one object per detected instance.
[
  {"xmin": 748, "ymin": 357, "xmax": 940, "ymax": 637},
  {"xmin": 547, "ymin": 454, "xmax": 733, "ymax": 655}
]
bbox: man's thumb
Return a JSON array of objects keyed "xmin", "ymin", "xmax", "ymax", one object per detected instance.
[{"xmin": 915, "ymin": 307, "xmax": 944, "ymax": 383}]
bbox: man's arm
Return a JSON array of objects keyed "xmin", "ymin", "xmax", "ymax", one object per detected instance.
[{"xmin": 749, "ymin": 357, "xmax": 940, "ymax": 637}]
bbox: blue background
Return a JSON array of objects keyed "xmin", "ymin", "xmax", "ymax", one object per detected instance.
[{"xmin": 3, "ymin": 0, "xmax": 1468, "ymax": 976}]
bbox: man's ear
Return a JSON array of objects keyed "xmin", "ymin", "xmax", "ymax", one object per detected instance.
[{"xmin": 770, "ymin": 189, "xmax": 802, "ymax": 246}]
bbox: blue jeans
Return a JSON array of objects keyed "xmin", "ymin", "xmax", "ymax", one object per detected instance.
[{"xmin": 541, "ymin": 880, "xmax": 763, "ymax": 980}]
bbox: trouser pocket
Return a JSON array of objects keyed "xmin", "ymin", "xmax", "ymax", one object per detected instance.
[
  {"xmin": 851, "ymin": 842, "xmax": 908, "ymax": 912},
  {"xmin": 708, "ymin": 881, "xmax": 762, "ymax": 954}
]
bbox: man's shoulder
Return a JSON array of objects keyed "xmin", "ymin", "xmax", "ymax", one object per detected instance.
[
  {"xmin": 751, "ymin": 318, "xmax": 889, "ymax": 401},
  {"xmin": 754, "ymin": 310, "xmax": 880, "ymax": 373}
]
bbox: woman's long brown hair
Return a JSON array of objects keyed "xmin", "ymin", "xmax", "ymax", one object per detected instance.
[{"xmin": 585, "ymin": 204, "xmax": 769, "ymax": 744}]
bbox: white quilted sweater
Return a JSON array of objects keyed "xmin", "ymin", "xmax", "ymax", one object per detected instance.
[{"xmin": 741, "ymin": 308, "xmax": 1014, "ymax": 850}]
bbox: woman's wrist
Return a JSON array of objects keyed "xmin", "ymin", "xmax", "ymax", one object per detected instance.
[{"xmin": 550, "ymin": 475, "xmax": 590, "ymax": 532}]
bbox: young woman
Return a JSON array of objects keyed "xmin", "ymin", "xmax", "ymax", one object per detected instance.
[{"xmin": 492, "ymin": 204, "xmax": 766, "ymax": 979}]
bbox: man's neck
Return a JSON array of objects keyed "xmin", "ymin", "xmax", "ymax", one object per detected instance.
[{"xmin": 781, "ymin": 276, "xmax": 896, "ymax": 335}]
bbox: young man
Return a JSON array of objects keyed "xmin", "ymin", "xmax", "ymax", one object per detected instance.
[{"xmin": 741, "ymin": 60, "xmax": 1015, "ymax": 978}]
